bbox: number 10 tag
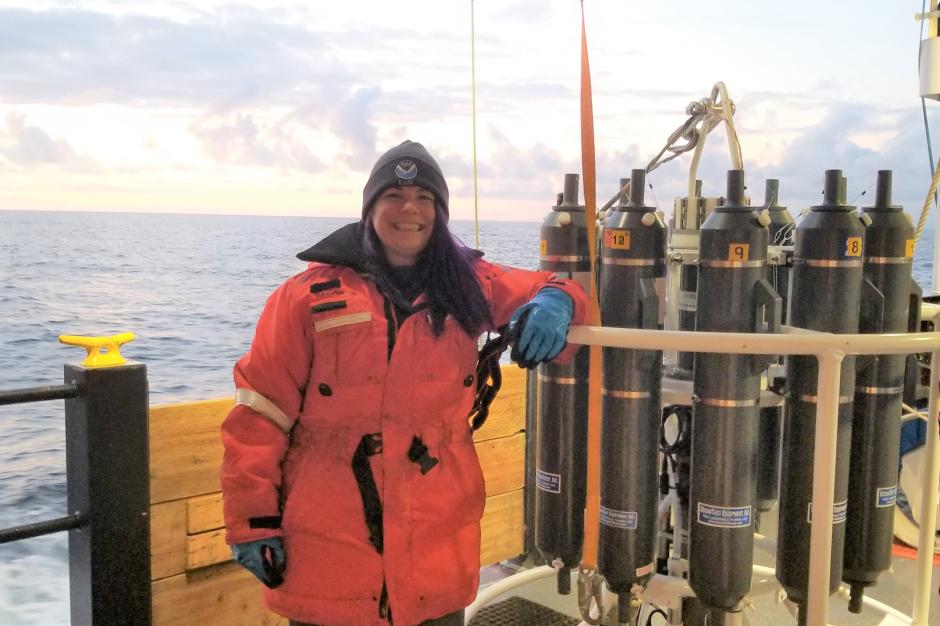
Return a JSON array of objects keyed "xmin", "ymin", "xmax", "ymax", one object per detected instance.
[{"xmin": 604, "ymin": 229, "xmax": 631, "ymax": 250}]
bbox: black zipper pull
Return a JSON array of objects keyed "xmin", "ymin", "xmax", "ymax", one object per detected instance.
[
  {"xmin": 378, "ymin": 581, "xmax": 389, "ymax": 620},
  {"xmin": 383, "ymin": 298, "xmax": 397, "ymax": 360}
]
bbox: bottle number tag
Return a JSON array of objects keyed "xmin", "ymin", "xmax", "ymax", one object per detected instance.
[
  {"xmin": 906, "ymin": 239, "xmax": 915, "ymax": 258},
  {"xmin": 845, "ymin": 237, "xmax": 862, "ymax": 257},
  {"xmin": 728, "ymin": 243, "xmax": 749, "ymax": 261},
  {"xmin": 540, "ymin": 240, "xmax": 547, "ymax": 256},
  {"xmin": 604, "ymin": 229, "xmax": 631, "ymax": 250}
]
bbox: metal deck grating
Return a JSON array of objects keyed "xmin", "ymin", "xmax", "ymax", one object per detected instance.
[{"xmin": 468, "ymin": 596, "xmax": 581, "ymax": 626}]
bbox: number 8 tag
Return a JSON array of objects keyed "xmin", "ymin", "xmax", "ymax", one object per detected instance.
[{"xmin": 845, "ymin": 237, "xmax": 862, "ymax": 257}]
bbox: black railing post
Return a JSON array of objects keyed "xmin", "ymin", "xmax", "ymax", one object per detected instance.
[{"xmin": 64, "ymin": 361, "xmax": 151, "ymax": 625}]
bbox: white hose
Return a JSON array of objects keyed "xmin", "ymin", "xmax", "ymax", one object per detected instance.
[
  {"xmin": 713, "ymin": 81, "xmax": 743, "ymax": 170},
  {"xmin": 686, "ymin": 116, "xmax": 718, "ymax": 213},
  {"xmin": 684, "ymin": 82, "xmax": 744, "ymax": 213}
]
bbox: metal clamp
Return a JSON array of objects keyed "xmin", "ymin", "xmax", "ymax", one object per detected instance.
[{"xmin": 577, "ymin": 567, "xmax": 605, "ymax": 625}]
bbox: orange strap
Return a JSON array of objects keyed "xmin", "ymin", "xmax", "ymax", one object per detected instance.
[{"xmin": 579, "ymin": 0, "xmax": 602, "ymax": 571}]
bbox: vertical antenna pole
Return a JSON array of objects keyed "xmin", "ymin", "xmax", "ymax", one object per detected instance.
[{"xmin": 471, "ymin": 0, "xmax": 480, "ymax": 249}]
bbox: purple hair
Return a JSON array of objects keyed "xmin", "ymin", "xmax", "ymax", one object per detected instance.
[{"xmin": 364, "ymin": 205, "xmax": 493, "ymax": 337}]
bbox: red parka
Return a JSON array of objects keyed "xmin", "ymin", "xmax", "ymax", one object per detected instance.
[{"xmin": 221, "ymin": 223, "xmax": 587, "ymax": 626}]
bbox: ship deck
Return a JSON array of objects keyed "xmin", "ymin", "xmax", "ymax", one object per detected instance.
[{"xmin": 472, "ymin": 506, "xmax": 940, "ymax": 626}]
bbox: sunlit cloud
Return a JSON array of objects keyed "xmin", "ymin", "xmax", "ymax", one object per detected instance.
[
  {"xmin": 0, "ymin": 6, "xmax": 342, "ymax": 107},
  {"xmin": 0, "ymin": 1, "xmax": 934, "ymax": 222},
  {"xmin": 190, "ymin": 112, "xmax": 323, "ymax": 172},
  {"xmin": 0, "ymin": 112, "xmax": 97, "ymax": 171}
]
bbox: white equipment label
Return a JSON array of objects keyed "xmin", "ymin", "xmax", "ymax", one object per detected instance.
[
  {"xmin": 600, "ymin": 506, "xmax": 638, "ymax": 530},
  {"xmin": 876, "ymin": 485, "xmax": 897, "ymax": 508},
  {"xmin": 696, "ymin": 502, "xmax": 752, "ymax": 528},
  {"xmin": 807, "ymin": 500, "xmax": 848, "ymax": 524},
  {"xmin": 536, "ymin": 469, "xmax": 561, "ymax": 494}
]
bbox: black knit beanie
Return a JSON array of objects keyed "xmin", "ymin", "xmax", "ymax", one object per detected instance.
[{"xmin": 362, "ymin": 140, "xmax": 449, "ymax": 220}]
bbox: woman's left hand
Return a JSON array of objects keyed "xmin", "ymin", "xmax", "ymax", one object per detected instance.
[{"xmin": 508, "ymin": 288, "xmax": 574, "ymax": 368}]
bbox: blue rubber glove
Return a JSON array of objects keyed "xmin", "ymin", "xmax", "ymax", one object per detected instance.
[
  {"xmin": 231, "ymin": 537, "xmax": 286, "ymax": 589},
  {"xmin": 508, "ymin": 288, "xmax": 574, "ymax": 369}
]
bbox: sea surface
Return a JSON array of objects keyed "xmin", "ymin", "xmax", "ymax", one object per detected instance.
[
  {"xmin": 0, "ymin": 211, "xmax": 543, "ymax": 625},
  {"xmin": 0, "ymin": 210, "xmax": 935, "ymax": 625}
]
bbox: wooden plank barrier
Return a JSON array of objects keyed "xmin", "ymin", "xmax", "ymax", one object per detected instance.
[{"xmin": 149, "ymin": 366, "xmax": 528, "ymax": 625}]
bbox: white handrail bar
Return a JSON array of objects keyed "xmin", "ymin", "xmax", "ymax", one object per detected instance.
[
  {"xmin": 807, "ymin": 350, "xmax": 842, "ymax": 626},
  {"xmin": 913, "ymin": 345, "xmax": 940, "ymax": 626},
  {"xmin": 565, "ymin": 324, "xmax": 940, "ymax": 626},
  {"xmin": 568, "ymin": 325, "xmax": 940, "ymax": 356}
]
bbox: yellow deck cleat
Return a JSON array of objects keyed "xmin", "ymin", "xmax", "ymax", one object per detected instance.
[{"xmin": 58, "ymin": 332, "xmax": 136, "ymax": 368}]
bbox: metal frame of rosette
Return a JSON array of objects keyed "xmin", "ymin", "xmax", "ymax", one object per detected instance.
[{"xmin": 563, "ymin": 320, "xmax": 940, "ymax": 626}]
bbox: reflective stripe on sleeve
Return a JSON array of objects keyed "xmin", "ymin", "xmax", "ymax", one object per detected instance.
[{"xmin": 235, "ymin": 388, "xmax": 294, "ymax": 433}]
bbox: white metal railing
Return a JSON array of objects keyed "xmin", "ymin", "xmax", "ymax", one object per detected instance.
[{"xmin": 558, "ymin": 320, "xmax": 940, "ymax": 626}]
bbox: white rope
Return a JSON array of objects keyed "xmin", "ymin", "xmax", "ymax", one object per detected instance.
[
  {"xmin": 913, "ymin": 155, "xmax": 940, "ymax": 249},
  {"xmin": 903, "ymin": 401, "xmax": 929, "ymax": 420}
]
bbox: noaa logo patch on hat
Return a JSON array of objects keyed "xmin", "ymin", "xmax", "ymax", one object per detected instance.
[{"xmin": 395, "ymin": 160, "xmax": 418, "ymax": 180}]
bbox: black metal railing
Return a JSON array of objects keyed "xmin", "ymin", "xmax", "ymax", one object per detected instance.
[{"xmin": 0, "ymin": 361, "xmax": 151, "ymax": 625}]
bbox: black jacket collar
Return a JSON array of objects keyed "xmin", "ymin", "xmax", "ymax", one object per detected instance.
[
  {"xmin": 298, "ymin": 221, "xmax": 422, "ymax": 316},
  {"xmin": 296, "ymin": 222, "xmax": 368, "ymax": 271}
]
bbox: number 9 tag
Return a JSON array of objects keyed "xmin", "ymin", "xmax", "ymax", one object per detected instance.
[{"xmin": 728, "ymin": 243, "xmax": 749, "ymax": 261}]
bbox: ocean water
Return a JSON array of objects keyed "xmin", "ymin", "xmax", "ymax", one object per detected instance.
[
  {"xmin": 0, "ymin": 211, "xmax": 543, "ymax": 625},
  {"xmin": 0, "ymin": 210, "xmax": 935, "ymax": 625}
]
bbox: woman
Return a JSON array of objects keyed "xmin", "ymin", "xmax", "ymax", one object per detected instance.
[{"xmin": 221, "ymin": 140, "xmax": 587, "ymax": 626}]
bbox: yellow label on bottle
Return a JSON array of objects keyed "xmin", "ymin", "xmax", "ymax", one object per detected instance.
[
  {"xmin": 845, "ymin": 237, "xmax": 862, "ymax": 257},
  {"xmin": 604, "ymin": 229, "xmax": 631, "ymax": 250},
  {"xmin": 728, "ymin": 243, "xmax": 749, "ymax": 261},
  {"xmin": 905, "ymin": 239, "xmax": 915, "ymax": 258},
  {"xmin": 540, "ymin": 240, "xmax": 547, "ymax": 256}
]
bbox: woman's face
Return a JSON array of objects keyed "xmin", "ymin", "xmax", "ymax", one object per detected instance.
[{"xmin": 370, "ymin": 185, "xmax": 436, "ymax": 266}]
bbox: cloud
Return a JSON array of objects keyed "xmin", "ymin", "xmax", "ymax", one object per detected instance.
[
  {"xmin": 190, "ymin": 112, "xmax": 323, "ymax": 172},
  {"xmin": 0, "ymin": 7, "xmax": 348, "ymax": 107},
  {"xmin": 190, "ymin": 85, "xmax": 386, "ymax": 172},
  {"xmin": 491, "ymin": 2, "xmax": 557, "ymax": 25},
  {"xmin": 331, "ymin": 87, "xmax": 380, "ymax": 170},
  {"xmin": 577, "ymin": 102, "xmax": 940, "ymax": 220},
  {"xmin": 0, "ymin": 5, "xmax": 478, "ymax": 115},
  {"xmin": 463, "ymin": 128, "xmax": 571, "ymax": 200},
  {"xmin": 746, "ymin": 103, "xmax": 938, "ymax": 213},
  {"xmin": 0, "ymin": 112, "xmax": 95, "ymax": 170}
]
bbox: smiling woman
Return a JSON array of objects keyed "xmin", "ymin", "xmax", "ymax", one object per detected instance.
[
  {"xmin": 370, "ymin": 186, "xmax": 436, "ymax": 266},
  {"xmin": 219, "ymin": 139, "xmax": 588, "ymax": 626},
  {"xmin": 363, "ymin": 141, "xmax": 443, "ymax": 267}
]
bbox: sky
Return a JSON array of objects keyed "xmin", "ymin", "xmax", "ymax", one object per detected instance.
[{"xmin": 0, "ymin": 0, "xmax": 938, "ymax": 224}]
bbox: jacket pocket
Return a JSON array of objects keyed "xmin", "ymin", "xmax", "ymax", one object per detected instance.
[
  {"xmin": 408, "ymin": 432, "xmax": 485, "ymax": 529},
  {"xmin": 309, "ymin": 290, "xmax": 381, "ymax": 387},
  {"xmin": 281, "ymin": 432, "xmax": 367, "ymax": 537},
  {"xmin": 279, "ymin": 439, "xmax": 382, "ymax": 601},
  {"xmin": 309, "ymin": 289, "xmax": 373, "ymax": 333},
  {"xmin": 406, "ymin": 433, "xmax": 484, "ymax": 605}
]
